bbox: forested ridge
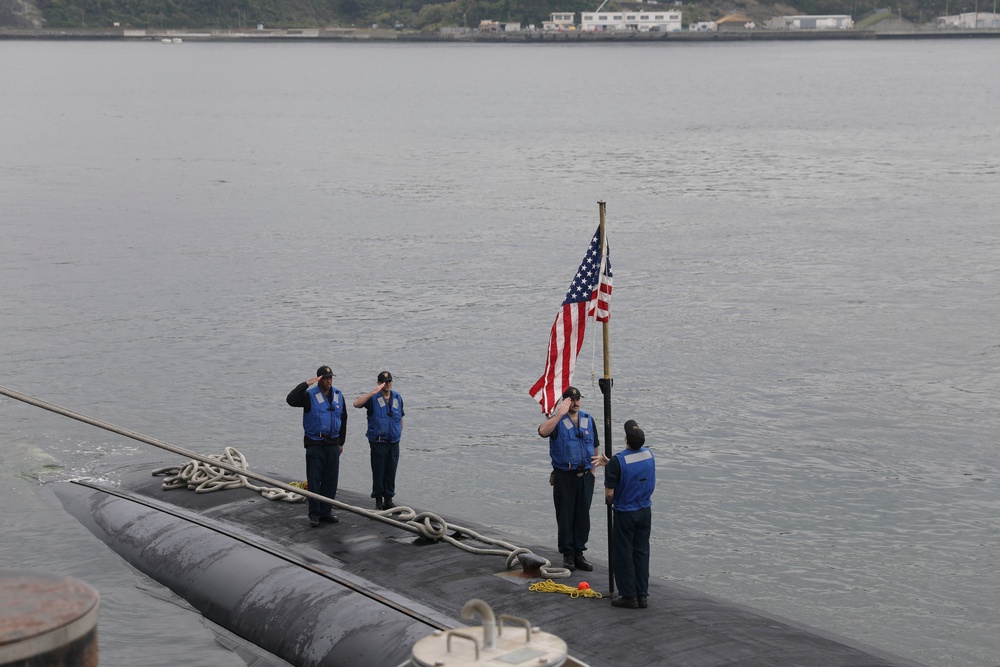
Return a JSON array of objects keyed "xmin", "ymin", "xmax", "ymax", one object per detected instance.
[{"xmin": 1, "ymin": 0, "xmax": 960, "ymax": 32}]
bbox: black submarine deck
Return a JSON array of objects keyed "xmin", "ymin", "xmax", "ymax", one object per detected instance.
[{"xmin": 56, "ymin": 464, "xmax": 924, "ymax": 667}]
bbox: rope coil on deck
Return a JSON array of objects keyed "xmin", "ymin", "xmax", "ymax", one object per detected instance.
[
  {"xmin": 529, "ymin": 579, "xmax": 603, "ymax": 598},
  {"xmin": 152, "ymin": 447, "xmax": 305, "ymax": 502}
]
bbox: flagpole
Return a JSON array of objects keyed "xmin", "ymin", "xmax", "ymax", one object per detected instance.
[{"xmin": 596, "ymin": 200, "xmax": 615, "ymax": 599}]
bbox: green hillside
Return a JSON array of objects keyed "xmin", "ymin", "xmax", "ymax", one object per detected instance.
[{"xmin": 1, "ymin": 0, "xmax": 956, "ymax": 32}]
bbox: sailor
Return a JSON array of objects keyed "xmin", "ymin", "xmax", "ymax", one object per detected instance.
[
  {"xmin": 353, "ymin": 370, "xmax": 405, "ymax": 510},
  {"xmin": 594, "ymin": 419, "xmax": 655, "ymax": 609},
  {"xmin": 286, "ymin": 365, "xmax": 347, "ymax": 527},
  {"xmin": 538, "ymin": 386, "xmax": 600, "ymax": 572}
]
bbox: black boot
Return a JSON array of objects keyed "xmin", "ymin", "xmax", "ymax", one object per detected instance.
[
  {"xmin": 611, "ymin": 596, "xmax": 638, "ymax": 609},
  {"xmin": 562, "ymin": 555, "xmax": 576, "ymax": 571},
  {"xmin": 375, "ymin": 496, "xmax": 384, "ymax": 510},
  {"xmin": 382, "ymin": 497, "xmax": 395, "ymax": 509},
  {"xmin": 573, "ymin": 552, "xmax": 594, "ymax": 571}
]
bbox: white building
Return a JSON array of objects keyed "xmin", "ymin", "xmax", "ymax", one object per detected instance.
[
  {"xmin": 581, "ymin": 10, "xmax": 683, "ymax": 31},
  {"xmin": 766, "ymin": 14, "xmax": 854, "ymax": 29},
  {"xmin": 479, "ymin": 20, "xmax": 522, "ymax": 32},
  {"xmin": 689, "ymin": 21, "xmax": 718, "ymax": 31},
  {"xmin": 936, "ymin": 11, "xmax": 1000, "ymax": 28},
  {"xmin": 542, "ymin": 12, "xmax": 576, "ymax": 30}
]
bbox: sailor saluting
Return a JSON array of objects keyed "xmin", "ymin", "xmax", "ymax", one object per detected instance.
[
  {"xmin": 537, "ymin": 386, "xmax": 599, "ymax": 573},
  {"xmin": 287, "ymin": 365, "xmax": 347, "ymax": 527},
  {"xmin": 354, "ymin": 370, "xmax": 405, "ymax": 511}
]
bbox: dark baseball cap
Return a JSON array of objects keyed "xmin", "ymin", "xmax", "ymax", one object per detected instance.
[
  {"xmin": 562, "ymin": 386, "xmax": 582, "ymax": 400},
  {"xmin": 377, "ymin": 371, "xmax": 393, "ymax": 383},
  {"xmin": 316, "ymin": 366, "xmax": 334, "ymax": 378},
  {"xmin": 623, "ymin": 419, "xmax": 645, "ymax": 447}
]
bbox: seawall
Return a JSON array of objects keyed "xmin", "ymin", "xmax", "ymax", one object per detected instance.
[{"xmin": 3, "ymin": 26, "xmax": 1000, "ymax": 42}]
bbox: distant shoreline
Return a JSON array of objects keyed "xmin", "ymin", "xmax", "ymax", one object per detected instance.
[{"xmin": 3, "ymin": 27, "xmax": 1000, "ymax": 42}]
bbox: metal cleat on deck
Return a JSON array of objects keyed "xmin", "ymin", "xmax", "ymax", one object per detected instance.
[{"xmin": 399, "ymin": 598, "xmax": 591, "ymax": 667}]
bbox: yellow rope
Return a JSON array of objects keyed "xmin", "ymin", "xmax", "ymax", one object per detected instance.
[{"xmin": 529, "ymin": 579, "xmax": 603, "ymax": 599}]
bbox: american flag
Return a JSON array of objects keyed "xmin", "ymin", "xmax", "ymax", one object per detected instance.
[{"xmin": 529, "ymin": 225, "xmax": 613, "ymax": 415}]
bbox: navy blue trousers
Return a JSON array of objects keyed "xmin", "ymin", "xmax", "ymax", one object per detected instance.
[
  {"xmin": 305, "ymin": 444, "xmax": 340, "ymax": 520},
  {"xmin": 612, "ymin": 506, "xmax": 652, "ymax": 597},
  {"xmin": 552, "ymin": 469, "xmax": 594, "ymax": 556},
  {"xmin": 369, "ymin": 441, "xmax": 399, "ymax": 500}
]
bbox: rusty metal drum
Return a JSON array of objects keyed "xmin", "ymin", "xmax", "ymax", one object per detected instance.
[{"xmin": 0, "ymin": 569, "xmax": 99, "ymax": 667}]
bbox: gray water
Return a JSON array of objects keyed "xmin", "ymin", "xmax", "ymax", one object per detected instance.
[{"xmin": 2, "ymin": 39, "xmax": 999, "ymax": 666}]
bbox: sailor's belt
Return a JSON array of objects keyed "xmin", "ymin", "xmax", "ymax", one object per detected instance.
[{"xmin": 557, "ymin": 468, "xmax": 590, "ymax": 477}]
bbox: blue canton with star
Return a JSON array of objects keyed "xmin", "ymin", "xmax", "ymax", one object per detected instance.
[{"xmin": 563, "ymin": 231, "xmax": 607, "ymax": 305}]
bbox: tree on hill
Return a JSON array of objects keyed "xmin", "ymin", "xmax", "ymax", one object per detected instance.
[{"xmin": 2, "ymin": 0, "xmax": 44, "ymax": 25}]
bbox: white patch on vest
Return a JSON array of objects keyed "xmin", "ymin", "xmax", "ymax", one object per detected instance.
[
  {"xmin": 316, "ymin": 393, "xmax": 326, "ymax": 404},
  {"xmin": 624, "ymin": 450, "xmax": 652, "ymax": 464},
  {"xmin": 377, "ymin": 396, "xmax": 386, "ymax": 408},
  {"xmin": 580, "ymin": 416, "xmax": 589, "ymax": 431},
  {"xmin": 561, "ymin": 417, "xmax": 574, "ymax": 430},
  {"xmin": 392, "ymin": 398, "xmax": 399, "ymax": 409}
]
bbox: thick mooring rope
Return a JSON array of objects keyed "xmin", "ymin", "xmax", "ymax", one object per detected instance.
[
  {"xmin": 0, "ymin": 386, "xmax": 572, "ymax": 578},
  {"xmin": 153, "ymin": 445, "xmax": 571, "ymax": 578}
]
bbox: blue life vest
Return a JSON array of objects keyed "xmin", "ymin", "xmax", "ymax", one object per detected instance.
[
  {"xmin": 549, "ymin": 410, "xmax": 596, "ymax": 470},
  {"xmin": 366, "ymin": 390, "xmax": 403, "ymax": 443},
  {"xmin": 612, "ymin": 447, "xmax": 655, "ymax": 512},
  {"xmin": 303, "ymin": 385, "xmax": 343, "ymax": 442}
]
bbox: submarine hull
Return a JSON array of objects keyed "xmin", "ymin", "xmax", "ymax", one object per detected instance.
[{"xmin": 55, "ymin": 465, "xmax": 924, "ymax": 667}]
